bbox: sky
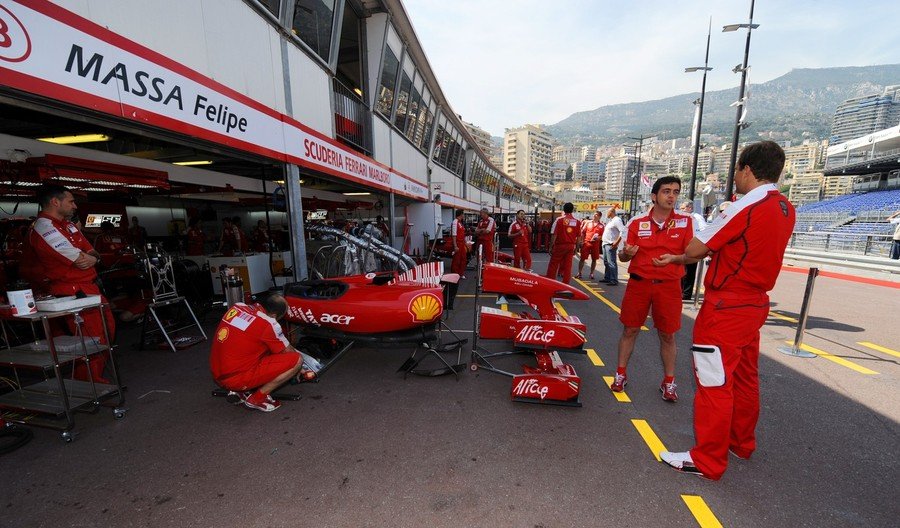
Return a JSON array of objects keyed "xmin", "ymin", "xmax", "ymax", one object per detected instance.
[{"xmin": 402, "ymin": 0, "xmax": 900, "ymax": 137}]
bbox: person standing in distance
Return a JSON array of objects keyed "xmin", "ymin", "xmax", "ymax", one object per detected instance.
[
  {"xmin": 601, "ymin": 206, "xmax": 625, "ymax": 285},
  {"xmin": 508, "ymin": 209, "xmax": 533, "ymax": 271},
  {"xmin": 679, "ymin": 201, "xmax": 707, "ymax": 300},
  {"xmin": 545, "ymin": 202, "xmax": 581, "ymax": 284},
  {"xmin": 887, "ymin": 210, "xmax": 900, "ymax": 260},
  {"xmin": 611, "ymin": 177, "xmax": 693, "ymax": 402},
  {"xmin": 474, "ymin": 208, "xmax": 496, "ymax": 263},
  {"xmin": 577, "ymin": 211, "xmax": 604, "ymax": 280},
  {"xmin": 450, "ymin": 210, "xmax": 468, "ymax": 277},
  {"xmin": 655, "ymin": 141, "xmax": 795, "ymax": 480}
]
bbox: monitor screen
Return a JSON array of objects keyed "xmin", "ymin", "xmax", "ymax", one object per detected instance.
[{"xmin": 84, "ymin": 214, "xmax": 123, "ymax": 228}]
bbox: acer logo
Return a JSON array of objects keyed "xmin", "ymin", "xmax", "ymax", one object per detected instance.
[
  {"xmin": 516, "ymin": 325, "xmax": 555, "ymax": 343},
  {"xmin": 320, "ymin": 313, "xmax": 354, "ymax": 325},
  {"xmin": 513, "ymin": 378, "xmax": 549, "ymax": 399}
]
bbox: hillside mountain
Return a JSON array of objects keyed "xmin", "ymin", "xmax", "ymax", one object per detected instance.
[{"xmin": 547, "ymin": 64, "xmax": 900, "ymax": 145}]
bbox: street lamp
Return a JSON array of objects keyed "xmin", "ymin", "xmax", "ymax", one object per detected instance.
[
  {"xmin": 685, "ymin": 19, "xmax": 713, "ymax": 202},
  {"xmin": 723, "ymin": 0, "xmax": 759, "ymax": 199}
]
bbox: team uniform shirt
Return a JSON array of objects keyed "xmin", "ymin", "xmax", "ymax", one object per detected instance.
[
  {"xmin": 476, "ymin": 216, "xmax": 496, "ymax": 242},
  {"xmin": 508, "ymin": 220, "xmax": 532, "ymax": 247},
  {"xmin": 220, "ymin": 225, "xmax": 237, "ymax": 255},
  {"xmin": 29, "ymin": 212, "xmax": 98, "ymax": 285},
  {"xmin": 450, "ymin": 218, "xmax": 468, "ymax": 275},
  {"xmin": 698, "ymin": 184, "xmax": 796, "ymax": 295},
  {"xmin": 451, "ymin": 218, "xmax": 467, "ymax": 247},
  {"xmin": 581, "ymin": 220, "xmax": 604, "ymax": 245},
  {"xmin": 625, "ymin": 208, "xmax": 693, "ymax": 281},
  {"xmin": 551, "ymin": 214, "xmax": 581, "ymax": 246},
  {"xmin": 210, "ymin": 303, "xmax": 291, "ymax": 385},
  {"xmin": 186, "ymin": 227, "xmax": 205, "ymax": 255}
]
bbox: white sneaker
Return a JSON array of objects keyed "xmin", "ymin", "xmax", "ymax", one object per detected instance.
[{"xmin": 660, "ymin": 451, "xmax": 709, "ymax": 478}]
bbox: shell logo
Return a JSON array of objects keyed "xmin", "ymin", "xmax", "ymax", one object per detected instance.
[
  {"xmin": 216, "ymin": 327, "xmax": 229, "ymax": 342},
  {"xmin": 408, "ymin": 293, "xmax": 442, "ymax": 322}
]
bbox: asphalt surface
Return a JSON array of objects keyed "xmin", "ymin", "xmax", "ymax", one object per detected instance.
[{"xmin": 1, "ymin": 252, "xmax": 898, "ymax": 528}]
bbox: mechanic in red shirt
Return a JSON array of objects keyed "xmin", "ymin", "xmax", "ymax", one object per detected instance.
[
  {"xmin": 544, "ymin": 202, "xmax": 581, "ymax": 284},
  {"xmin": 612, "ymin": 176, "xmax": 692, "ymax": 402},
  {"xmin": 218, "ymin": 218, "xmax": 237, "ymax": 256},
  {"xmin": 657, "ymin": 141, "xmax": 795, "ymax": 480},
  {"xmin": 185, "ymin": 217, "xmax": 205, "ymax": 256},
  {"xmin": 450, "ymin": 210, "xmax": 468, "ymax": 277},
  {"xmin": 508, "ymin": 209, "xmax": 533, "ymax": 271},
  {"xmin": 210, "ymin": 293, "xmax": 307, "ymax": 412},
  {"xmin": 474, "ymin": 208, "xmax": 496, "ymax": 263},
  {"xmin": 576, "ymin": 210, "xmax": 604, "ymax": 280},
  {"xmin": 28, "ymin": 184, "xmax": 116, "ymax": 383}
]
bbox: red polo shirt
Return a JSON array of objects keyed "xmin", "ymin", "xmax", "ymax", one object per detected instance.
[
  {"xmin": 625, "ymin": 208, "xmax": 693, "ymax": 281},
  {"xmin": 698, "ymin": 184, "xmax": 795, "ymax": 295},
  {"xmin": 209, "ymin": 303, "xmax": 291, "ymax": 381},
  {"xmin": 508, "ymin": 219, "xmax": 531, "ymax": 247},
  {"xmin": 476, "ymin": 216, "xmax": 495, "ymax": 242},
  {"xmin": 581, "ymin": 220, "xmax": 604, "ymax": 244},
  {"xmin": 552, "ymin": 214, "xmax": 581, "ymax": 245}
]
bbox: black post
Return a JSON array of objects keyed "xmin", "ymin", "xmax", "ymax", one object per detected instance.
[
  {"xmin": 725, "ymin": 0, "xmax": 756, "ymax": 200},
  {"xmin": 688, "ymin": 20, "xmax": 712, "ymax": 201}
]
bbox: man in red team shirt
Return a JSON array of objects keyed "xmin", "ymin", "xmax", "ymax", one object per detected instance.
[
  {"xmin": 576, "ymin": 211, "xmax": 604, "ymax": 280},
  {"xmin": 474, "ymin": 208, "xmax": 496, "ymax": 263},
  {"xmin": 210, "ymin": 293, "xmax": 307, "ymax": 412},
  {"xmin": 612, "ymin": 176, "xmax": 692, "ymax": 402},
  {"xmin": 508, "ymin": 209, "xmax": 533, "ymax": 271},
  {"xmin": 450, "ymin": 209, "xmax": 468, "ymax": 277},
  {"xmin": 28, "ymin": 184, "xmax": 116, "ymax": 383},
  {"xmin": 657, "ymin": 141, "xmax": 795, "ymax": 480},
  {"xmin": 545, "ymin": 202, "xmax": 581, "ymax": 284}
]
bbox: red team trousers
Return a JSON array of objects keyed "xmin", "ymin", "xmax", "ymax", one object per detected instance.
[
  {"xmin": 545, "ymin": 243, "xmax": 575, "ymax": 284},
  {"xmin": 689, "ymin": 290, "xmax": 769, "ymax": 480},
  {"xmin": 513, "ymin": 243, "xmax": 532, "ymax": 270}
]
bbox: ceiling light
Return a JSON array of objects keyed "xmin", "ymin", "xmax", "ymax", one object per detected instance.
[
  {"xmin": 173, "ymin": 160, "xmax": 214, "ymax": 166},
  {"xmin": 342, "ymin": 192, "xmax": 371, "ymax": 196},
  {"xmin": 37, "ymin": 134, "xmax": 111, "ymax": 145}
]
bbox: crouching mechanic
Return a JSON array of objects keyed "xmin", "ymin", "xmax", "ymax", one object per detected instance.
[{"xmin": 210, "ymin": 293, "xmax": 305, "ymax": 412}]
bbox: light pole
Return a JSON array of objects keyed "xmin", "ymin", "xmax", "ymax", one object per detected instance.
[
  {"xmin": 723, "ymin": 0, "xmax": 759, "ymax": 200},
  {"xmin": 627, "ymin": 134, "xmax": 656, "ymax": 216},
  {"xmin": 685, "ymin": 18, "xmax": 713, "ymax": 202}
]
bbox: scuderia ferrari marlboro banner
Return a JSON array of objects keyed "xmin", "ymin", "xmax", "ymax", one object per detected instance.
[{"xmin": 0, "ymin": 0, "xmax": 428, "ymax": 201}]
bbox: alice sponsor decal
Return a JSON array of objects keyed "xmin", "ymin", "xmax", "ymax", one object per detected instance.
[
  {"xmin": 516, "ymin": 325, "xmax": 556, "ymax": 343},
  {"xmin": 512, "ymin": 378, "xmax": 549, "ymax": 400}
]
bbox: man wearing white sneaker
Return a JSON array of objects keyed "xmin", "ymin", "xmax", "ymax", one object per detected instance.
[
  {"xmin": 210, "ymin": 293, "xmax": 305, "ymax": 412},
  {"xmin": 654, "ymin": 141, "xmax": 795, "ymax": 480}
]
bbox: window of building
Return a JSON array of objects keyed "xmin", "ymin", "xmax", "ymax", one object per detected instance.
[
  {"xmin": 292, "ymin": 0, "xmax": 337, "ymax": 62},
  {"xmin": 253, "ymin": 0, "xmax": 281, "ymax": 19},
  {"xmin": 376, "ymin": 47, "xmax": 400, "ymax": 117},
  {"xmin": 334, "ymin": 1, "xmax": 363, "ymax": 96},
  {"xmin": 393, "ymin": 58, "xmax": 414, "ymax": 131}
]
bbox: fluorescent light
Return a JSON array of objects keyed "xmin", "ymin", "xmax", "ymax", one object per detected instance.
[
  {"xmin": 342, "ymin": 192, "xmax": 371, "ymax": 196},
  {"xmin": 173, "ymin": 160, "xmax": 214, "ymax": 166},
  {"xmin": 37, "ymin": 134, "xmax": 111, "ymax": 144}
]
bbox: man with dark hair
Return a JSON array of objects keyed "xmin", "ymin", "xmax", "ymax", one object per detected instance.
[
  {"xmin": 508, "ymin": 209, "xmax": 533, "ymax": 271},
  {"xmin": 612, "ymin": 176, "xmax": 692, "ymax": 402},
  {"xmin": 209, "ymin": 292, "xmax": 307, "ymax": 412},
  {"xmin": 577, "ymin": 211, "xmax": 604, "ymax": 280},
  {"xmin": 128, "ymin": 216, "xmax": 147, "ymax": 247},
  {"xmin": 656, "ymin": 141, "xmax": 795, "ymax": 480},
  {"xmin": 29, "ymin": 184, "xmax": 115, "ymax": 382},
  {"xmin": 450, "ymin": 210, "xmax": 468, "ymax": 277},
  {"xmin": 545, "ymin": 202, "xmax": 580, "ymax": 284}
]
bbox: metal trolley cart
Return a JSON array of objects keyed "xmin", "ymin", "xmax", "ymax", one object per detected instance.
[{"xmin": 0, "ymin": 300, "xmax": 125, "ymax": 442}]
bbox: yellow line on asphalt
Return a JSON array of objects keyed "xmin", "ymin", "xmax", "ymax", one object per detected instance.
[
  {"xmin": 681, "ymin": 495, "xmax": 724, "ymax": 528},
  {"xmin": 586, "ymin": 348, "xmax": 604, "ymax": 367},
  {"xmin": 554, "ymin": 302, "xmax": 568, "ymax": 318},
  {"xmin": 631, "ymin": 419, "xmax": 666, "ymax": 461},
  {"xmin": 603, "ymin": 376, "xmax": 631, "ymax": 403},
  {"xmin": 455, "ymin": 294, "xmax": 477, "ymax": 298},
  {"xmin": 858, "ymin": 341, "xmax": 900, "ymax": 359},
  {"xmin": 574, "ymin": 277, "xmax": 649, "ymax": 331},
  {"xmin": 785, "ymin": 341, "xmax": 879, "ymax": 375},
  {"xmin": 769, "ymin": 311, "xmax": 799, "ymax": 323}
]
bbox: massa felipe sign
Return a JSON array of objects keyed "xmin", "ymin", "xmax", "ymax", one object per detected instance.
[{"xmin": 0, "ymin": 0, "xmax": 428, "ymax": 201}]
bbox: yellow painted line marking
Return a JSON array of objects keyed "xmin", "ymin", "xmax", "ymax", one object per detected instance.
[
  {"xmin": 603, "ymin": 376, "xmax": 631, "ymax": 403},
  {"xmin": 585, "ymin": 348, "xmax": 604, "ymax": 366},
  {"xmin": 631, "ymin": 419, "xmax": 666, "ymax": 461},
  {"xmin": 554, "ymin": 302, "xmax": 568, "ymax": 318},
  {"xmin": 769, "ymin": 311, "xmax": 799, "ymax": 323},
  {"xmin": 785, "ymin": 341, "xmax": 879, "ymax": 375},
  {"xmin": 858, "ymin": 341, "xmax": 900, "ymax": 359},
  {"xmin": 575, "ymin": 278, "xmax": 649, "ymax": 331},
  {"xmin": 456, "ymin": 294, "xmax": 477, "ymax": 298},
  {"xmin": 681, "ymin": 495, "xmax": 724, "ymax": 528}
]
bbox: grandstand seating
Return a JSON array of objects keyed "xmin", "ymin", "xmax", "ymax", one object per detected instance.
[
  {"xmin": 795, "ymin": 189, "xmax": 900, "ymax": 216},
  {"xmin": 794, "ymin": 189, "xmax": 900, "ymax": 235}
]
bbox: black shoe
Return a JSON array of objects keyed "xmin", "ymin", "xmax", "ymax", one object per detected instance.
[{"xmin": 606, "ymin": 282, "xmax": 618, "ymax": 286}]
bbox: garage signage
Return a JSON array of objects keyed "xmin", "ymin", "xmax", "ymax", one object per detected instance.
[{"xmin": 0, "ymin": 0, "xmax": 428, "ymax": 201}]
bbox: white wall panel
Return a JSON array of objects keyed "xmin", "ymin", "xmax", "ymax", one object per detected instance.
[
  {"xmin": 286, "ymin": 47, "xmax": 333, "ymax": 135},
  {"xmin": 371, "ymin": 117, "xmax": 392, "ymax": 166},
  {"xmin": 391, "ymin": 134, "xmax": 427, "ymax": 185}
]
